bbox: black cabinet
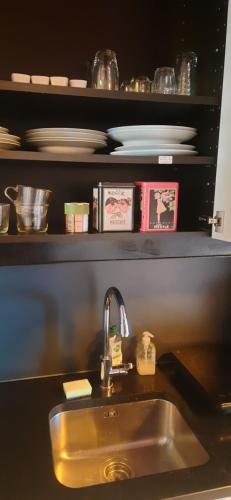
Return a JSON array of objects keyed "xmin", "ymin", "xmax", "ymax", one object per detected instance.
[{"xmin": 0, "ymin": 0, "xmax": 229, "ymax": 264}]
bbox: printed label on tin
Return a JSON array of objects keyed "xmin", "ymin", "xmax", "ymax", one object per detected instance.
[
  {"xmin": 103, "ymin": 187, "xmax": 133, "ymax": 231},
  {"xmin": 148, "ymin": 187, "xmax": 177, "ymax": 229},
  {"xmin": 158, "ymin": 155, "xmax": 173, "ymax": 164}
]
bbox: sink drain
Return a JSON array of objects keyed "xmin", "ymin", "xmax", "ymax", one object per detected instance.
[{"xmin": 104, "ymin": 458, "xmax": 133, "ymax": 482}]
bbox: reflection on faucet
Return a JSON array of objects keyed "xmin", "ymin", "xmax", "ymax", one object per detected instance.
[{"xmin": 100, "ymin": 287, "xmax": 133, "ymax": 390}]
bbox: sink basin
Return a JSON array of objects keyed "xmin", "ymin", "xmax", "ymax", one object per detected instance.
[{"xmin": 49, "ymin": 398, "xmax": 209, "ymax": 489}]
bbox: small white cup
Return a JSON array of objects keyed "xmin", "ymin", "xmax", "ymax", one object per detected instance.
[
  {"xmin": 31, "ymin": 75, "xmax": 49, "ymax": 85},
  {"xmin": 11, "ymin": 73, "xmax": 30, "ymax": 83},
  {"xmin": 69, "ymin": 79, "xmax": 87, "ymax": 88},
  {"xmin": 50, "ymin": 76, "xmax": 68, "ymax": 86}
]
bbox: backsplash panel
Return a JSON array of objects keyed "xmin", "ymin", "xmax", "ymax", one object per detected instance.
[{"xmin": 0, "ymin": 257, "xmax": 230, "ymax": 381}]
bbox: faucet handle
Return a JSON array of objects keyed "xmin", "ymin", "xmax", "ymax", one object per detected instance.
[{"xmin": 110, "ymin": 362, "xmax": 133, "ymax": 376}]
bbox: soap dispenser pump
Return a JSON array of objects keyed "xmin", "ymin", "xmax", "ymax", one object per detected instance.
[{"xmin": 136, "ymin": 331, "xmax": 156, "ymax": 375}]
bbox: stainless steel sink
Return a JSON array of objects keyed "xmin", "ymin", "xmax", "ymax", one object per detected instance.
[{"xmin": 49, "ymin": 398, "xmax": 209, "ymax": 489}]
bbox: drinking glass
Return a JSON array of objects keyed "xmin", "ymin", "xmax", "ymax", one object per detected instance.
[
  {"xmin": 91, "ymin": 49, "xmax": 119, "ymax": 90},
  {"xmin": 120, "ymin": 80, "xmax": 132, "ymax": 92},
  {"xmin": 15, "ymin": 203, "xmax": 49, "ymax": 233},
  {"xmin": 129, "ymin": 76, "xmax": 151, "ymax": 93},
  {"xmin": 152, "ymin": 67, "xmax": 176, "ymax": 94},
  {"xmin": 176, "ymin": 52, "xmax": 198, "ymax": 95},
  {"xmin": 0, "ymin": 204, "xmax": 10, "ymax": 234}
]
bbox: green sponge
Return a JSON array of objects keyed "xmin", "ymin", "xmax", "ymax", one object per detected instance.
[{"xmin": 63, "ymin": 379, "xmax": 92, "ymax": 399}]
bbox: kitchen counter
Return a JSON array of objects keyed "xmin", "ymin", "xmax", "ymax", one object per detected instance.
[{"xmin": 0, "ymin": 366, "xmax": 231, "ymax": 500}]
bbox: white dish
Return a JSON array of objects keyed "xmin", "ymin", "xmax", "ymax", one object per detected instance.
[
  {"xmin": 31, "ymin": 75, "xmax": 49, "ymax": 85},
  {"xmin": 0, "ymin": 127, "xmax": 9, "ymax": 134},
  {"xmin": 0, "ymin": 133, "xmax": 20, "ymax": 142},
  {"xmin": 110, "ymin": 149, "xmax": 198, "ymax": 156},
  {"xmin": 27, "ymin": 138, "xmax": 106, "ymax": 150},
  {"xmin": 26, "ymin": 127, "xmax": 107, "ymax": 137},
  {"xmin": 50, "ymin": 76, "xmax": 69, "ymax": 86},
  {"xmin": 69, "ymin": 79, "xmax": 87, "ymax": 88},
  {"xmin": 115, "ymin": 143, "xmax": 195, "ymax": 151},
  {"xmin": 108, "ymin": 126, "xmax": 197, "ymax": 144},
  {"xmin": 39, "ymin": 146, "xmax": 95, "ymax": 154},
  {"xmin": 26, "ymin": 131, "xmax": 106, "ymax": 141},
  {"xmin": 0, "ymin": 142, "xmax": 19, "ymax": 150},
  {"xmin": 0, "ymin": 140, "xmax": 20, "ymax": 146},
  {"xmin": 108, "ymin": 125, "xmax": 197, "ymax": 132},
  {"xmin": 11, "ymin": 73, "xmax": 30, "ymax": 83}
]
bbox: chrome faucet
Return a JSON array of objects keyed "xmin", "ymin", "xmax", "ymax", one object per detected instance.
[{"xmin": 100, "ymin": 287, "xmax": 133, "ymax": 389}]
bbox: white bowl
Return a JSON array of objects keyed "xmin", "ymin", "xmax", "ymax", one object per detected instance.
[
  {"xmin": 107, "ymin": 125, "xmax": 197, "ymax": 144},
  {"xmin": 69, "ymin": 79, "xmax": 87, "ymax": 88},
  {"xmin": 11, "ymin": 73, "xmax": 30, "ymax": 83},
  {"xmin": 31, "ymin": 75, "xmax": 49, "ymax": 85},
  {"xmin": 50, "ymin": 76, "xmax": 68, "ymax": 86}
]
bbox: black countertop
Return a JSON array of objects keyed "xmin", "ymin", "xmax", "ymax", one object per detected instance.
[{"xmin": 0, "ymin": 366, "xmax": 231, "ymax": 500}]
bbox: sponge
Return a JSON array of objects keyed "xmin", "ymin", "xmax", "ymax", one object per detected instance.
[{"xmin": 63, "ymin": 379, "xmax": 92, "ymax": 399}]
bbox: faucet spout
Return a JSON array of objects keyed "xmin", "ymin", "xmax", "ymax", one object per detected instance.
[{"xmin": 101, "ymin": 287, "xmax": 133, "ymax": 390}]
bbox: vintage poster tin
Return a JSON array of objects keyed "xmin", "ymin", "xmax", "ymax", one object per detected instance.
[
  {"xmin": 93, "ymin": 182, "xmax": 135, "ymax": 232},
  {"xmin": 136, "ymin": 181, "xmax": 179, "ymax": 232}
]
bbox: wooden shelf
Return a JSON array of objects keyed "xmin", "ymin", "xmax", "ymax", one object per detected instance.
[
  {"xmin": 0, "ymin": 80, "xmax": 219, "ymax": 106},
  {"xmin": 0, "ymin": 232, "xmax": 231, "ymax": 266},
  {"xmin": 0, "ymin": 150, "xmax": 215, "ymax": 165}
]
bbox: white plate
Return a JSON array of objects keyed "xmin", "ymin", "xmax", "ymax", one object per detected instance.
[
  {"xmin": 110, "ymin": 149, "xmax": 198, "ymax": 156},
  {"xmin": 115, "ymin": 143, "xmax": 195, "ymax": 151},
  {"xmin": 26, "ymin": 128, "xmax": 106, "ymax": 138},
  {"xmin": 39, "ymin": 146, "xmax": 95, "ymax": 154},
  {"xmin": 0, "ymin": 127, "xmax": 9, "ymax": 134},
  {"xmin": 26, "ymin": 132, "xmax": 107, "ymax": 142},
  {"xmin": 0, "ymin": 133, "xmax": 20, "ymax": 142},
  {"xmin": 0, "ymin": 142, "xmax": 19, "ymax": 150},
  {"xmin": 27, "ymin": 138, "xmax": 107, "ymax": 150}
]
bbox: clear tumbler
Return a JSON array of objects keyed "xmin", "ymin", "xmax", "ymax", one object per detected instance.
[
  {"xmin": 15, "ymin": 203, "xmax": 49, "ymax": 233},
  {"xmin": 0, "ymin": 204, "xmax": 10, "ymax": 234},
  {"xmin": 91, "ymin": 49, "xmax": 119, "ymax": 90},
  {"xmin": 176, "ymin": 52, "xmax": 198, "ymax": 95},
  {"xmin": 152, "ymin": 67, "xmax": 176, "ymax": 94}
]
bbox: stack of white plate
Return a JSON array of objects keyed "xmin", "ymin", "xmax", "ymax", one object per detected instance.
[
  {"xmin": 0, "ymin": 127, "xmax": 20, "ymax": 150},
  {"xmin": 25, "ymin": 128, "xmax": 107, "ymax": 154},
  {"xmin": 107, "ymin": 125, "xmax": 198, "ymax": 156}
]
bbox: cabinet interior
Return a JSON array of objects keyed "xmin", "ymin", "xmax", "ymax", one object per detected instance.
[{"xmin": 0, "ymin": 0, "xmax": 228, "ymax": 238}]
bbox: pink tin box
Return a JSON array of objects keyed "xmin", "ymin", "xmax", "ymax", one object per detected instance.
[{"xmin": 136, "ymin": 181, "xmax": 179, "ymax": 232}]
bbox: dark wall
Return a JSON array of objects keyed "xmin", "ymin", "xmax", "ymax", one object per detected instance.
[
  {"xmin": 0, "ymin": 257, "xmax": 230, "ymax": 381},
  {"xmin": 0, "ymin": 0, "xmax": 226, "ymax": 95}
]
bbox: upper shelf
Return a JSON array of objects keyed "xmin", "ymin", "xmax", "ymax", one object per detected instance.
[{"xmin": 0, "ymin": 80, "xmax": 219, "ymax": 106}]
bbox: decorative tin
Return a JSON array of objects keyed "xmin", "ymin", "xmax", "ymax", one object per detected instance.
[
  {"xmin": 93, "ymin": 182, "xmax": 135, "ymax": 232},
  {"xmin": 136, "ymin": 181, "xmax": 179, "ymax": 232}
]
